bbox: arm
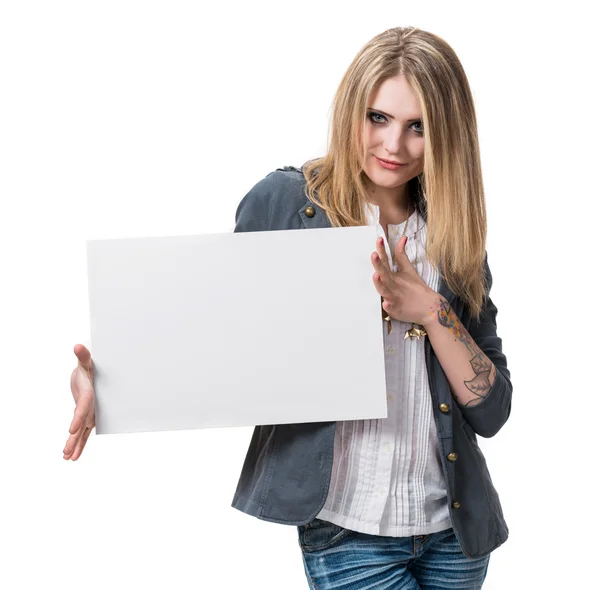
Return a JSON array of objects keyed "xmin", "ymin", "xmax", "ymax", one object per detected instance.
[{"xmin": 422, "ymin": 254, "xmax": 512, "ymax": 438}]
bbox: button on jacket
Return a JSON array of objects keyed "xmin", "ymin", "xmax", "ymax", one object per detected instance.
[{"xmin": 230, "ymin": 166, "xmax": 513, "ymax": 559}]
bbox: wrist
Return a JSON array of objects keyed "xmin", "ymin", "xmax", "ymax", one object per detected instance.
[{"xmin": 421, "ymin": 291, "xmax": 447, "ymax": 328}]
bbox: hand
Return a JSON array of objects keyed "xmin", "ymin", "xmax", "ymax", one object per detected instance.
[
  {"xmin": 371, "ymin": 235, "xmax": 438, "ymax": 326},
  {"xmin": 64, "ymin": 344, "xmax": 96, "ymax": 461}
]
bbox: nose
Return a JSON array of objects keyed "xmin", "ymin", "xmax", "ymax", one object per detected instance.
[{"xmin": 382, "ymin": 128, "xmax": 404, "ymax": 156}]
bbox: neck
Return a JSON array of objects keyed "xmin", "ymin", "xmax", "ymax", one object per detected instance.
[{"xmin": 365, "ymin": 179, "xmax": 413, "ymax": 223}]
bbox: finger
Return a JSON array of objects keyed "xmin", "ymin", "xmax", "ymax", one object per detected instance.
[
  {"xmin": 63, "ymin": 426, "xmax": 84, "ymax": 458},
  {"xmin": 382, "ymin": 298, "xmax": 395, "ymax": 314},
  {"xmin": 374, "ymin": 238, "xmax": 391, "ymax": 273},
  {"xmin": 371, "ymin": 252, "xmax": 391, "ymax": 282},
  {"xmin": 72, "ymin": 427, "xmax": 93, "ymax": 461},
  {"xmin": 394, "ymin": 236, "xmax": 411, "ymax": 269},
  {"xmin": 69, "ymin": 393, "xmax": 93, "ymax": 435},
  {"xmin": 64, "ymin": 430, "xmax": 82, "ymax": 460},
  {"xmin": 68, "ymin": 409, "xmax": 84, "ymax": 438},
  {"xmin": 70, "ymin": 427, "xmax": 93, "ymax": 461},
  {"xmin": 372, "ymin": 273, "xmax": 393, "ymax": 299}
]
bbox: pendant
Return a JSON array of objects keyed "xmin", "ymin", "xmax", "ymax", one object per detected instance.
[
  {"xmin": 404, "ymin": 324, "xmax": 428, "ymax": 340},
  {"xmin": 384, "ymin": 315, "xmax": 392, "ymax": 334},
  {"xmin": 381, "ymin": 297, "xmax": 393, "ymax": 334}
]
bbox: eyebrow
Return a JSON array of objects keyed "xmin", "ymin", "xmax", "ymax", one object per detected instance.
[{"xmin": 367, "ymin": 107, "xmax": 422, "ymax": 122}]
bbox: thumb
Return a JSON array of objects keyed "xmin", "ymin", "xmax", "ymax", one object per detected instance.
[{"xmin": 74, "ymin": 344, "xmax": 94, "ymax": 373}]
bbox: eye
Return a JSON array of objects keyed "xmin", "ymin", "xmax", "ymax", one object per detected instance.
[
  {"xmin": 367, "ymin": 111, "xmax": 387, "ymax": 124},
  {"xmin": 411, "ymin": 120, "xmax": 424, "ymax": 134},
  {"xmin": 367, "ymin": 111, "xmax": 424, "ymax": 134}
]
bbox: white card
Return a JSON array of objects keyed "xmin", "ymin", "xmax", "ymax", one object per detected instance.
[{"xmin": 87, "ymin": 226, "xmax": 388, "ymax": 434}]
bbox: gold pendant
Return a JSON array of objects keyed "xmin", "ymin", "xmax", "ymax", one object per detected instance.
[
  {"xmin": 404, "ymin": 324, "xmax": 427, "ymax": 340},
  {"xmin": 381, "ymin": 297, "xmax": 392, "ymax": 334},
  {"xmin": 384, "ymin": 316, "xmax": 392, "ymax": 334}
]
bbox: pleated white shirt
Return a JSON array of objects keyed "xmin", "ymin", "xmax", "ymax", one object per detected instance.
[{"xmin": 316, "ymin": 202, "xmax": 452, "ymax": 537}]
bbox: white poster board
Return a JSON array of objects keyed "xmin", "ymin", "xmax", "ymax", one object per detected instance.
[{"xmin": 87, "ymin": 226, "xmax": 388, "ymax": 434}]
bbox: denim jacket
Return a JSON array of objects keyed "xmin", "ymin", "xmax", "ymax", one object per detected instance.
[{"xmin": 230, "ymin": 166, "xmax": 512, "ymax": 559}]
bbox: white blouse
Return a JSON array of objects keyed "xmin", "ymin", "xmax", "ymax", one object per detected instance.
[{"xmin": 315, "ymin": 201, "xmax": 452, "ymax": 537}]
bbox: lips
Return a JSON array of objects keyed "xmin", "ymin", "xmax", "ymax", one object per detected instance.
[
  {"xmin": 374, "ymin": 156, "xmax": 407, "ymax": 170},
  {"xmin": 376, "ymin": 157, "xmax": 405, "ymax": 165}
]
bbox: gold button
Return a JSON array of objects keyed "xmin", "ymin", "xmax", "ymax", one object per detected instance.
[
  {"xmin": 387, "ymin": 395, "xmax": 393, "ymax": 400},
  {"xmin": 452, "ymin": 501, "xmax": 461, "ymax": 509},
  {"xmin": 447, "ymin": 452, "xmax": 458, "ymax": 462},
  {"xmin": 439, "ymin": 403, "xmax": 450, "ymax": 413},
  {"xmin": 304, "ymin": 206, "xmax": 316, "ymax": 218}
]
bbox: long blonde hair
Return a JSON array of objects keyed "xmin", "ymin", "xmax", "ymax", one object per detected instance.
[{"xmin": 302, "ymin": 26, "xmax": 490, "ymax": 319}]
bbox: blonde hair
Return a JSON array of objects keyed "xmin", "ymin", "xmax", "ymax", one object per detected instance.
[{"xmin": 302, "ymin": 26, "xmax": 490, "ymax": 319}]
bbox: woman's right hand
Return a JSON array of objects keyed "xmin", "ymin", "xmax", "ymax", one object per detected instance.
[{"xmin": 64, "ymin": 344, "xmax": 96, "ymax": 461}]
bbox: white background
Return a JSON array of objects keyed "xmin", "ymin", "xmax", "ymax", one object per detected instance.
[{"xmin": 1, "ymin": 1, "xmax": 598, "ymax": 588}]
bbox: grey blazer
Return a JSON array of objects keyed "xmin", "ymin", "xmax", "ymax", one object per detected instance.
[{"xmin": 230, "ymin": 166, "xmax": 512, "ymax": 559}]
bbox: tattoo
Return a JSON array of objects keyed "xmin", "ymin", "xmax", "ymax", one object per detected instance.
[{"xmin": 436, "ymin": 299, "xmax": 495, "ymax": 406}]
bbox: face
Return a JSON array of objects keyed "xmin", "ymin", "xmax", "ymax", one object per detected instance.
[{"xmin": 360, "ymin": 73, "xmax": 425, "ymax": 201}]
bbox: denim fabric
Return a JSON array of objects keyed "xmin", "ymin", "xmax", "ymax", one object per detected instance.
[{"xmin": 298, "ymin": 517, "xmax": 490, "ymax": 589}]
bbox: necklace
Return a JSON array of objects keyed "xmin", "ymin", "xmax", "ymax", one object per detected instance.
[{"xmin": 381, "ymin": 201, "xmax": 428, "ymax": 340}]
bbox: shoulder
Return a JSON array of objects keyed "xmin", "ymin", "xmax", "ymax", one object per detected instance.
[
  {"xmin": 234, "ymin": 166, "xmax": 309, "ymax": 232},
  {"xmin": 255, "ymin": 166, "xmax": 307, "ymax": 201}
]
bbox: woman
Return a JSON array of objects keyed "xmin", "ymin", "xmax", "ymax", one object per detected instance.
[{"xmin": 65, "ymin": 26, "xmax": 512, "ymax": 589}]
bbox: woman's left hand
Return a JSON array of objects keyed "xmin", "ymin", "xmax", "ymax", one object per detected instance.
[{"xmin": 371, "ymin": 236, "xmax": 439, "ymax": 326}]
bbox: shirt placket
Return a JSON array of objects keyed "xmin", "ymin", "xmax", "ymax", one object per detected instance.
[{"xmin": 366, "ymin": 216, "xmax": 399, "ymax": 522}]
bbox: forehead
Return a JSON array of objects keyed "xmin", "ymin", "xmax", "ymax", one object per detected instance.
[{"xmin": 368, "ymin": 74, "xmax": 422, "ymax": 119}]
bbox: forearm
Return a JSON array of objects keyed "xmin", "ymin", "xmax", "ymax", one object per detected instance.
[{"xmin": 422, "ymin": 293, "xmax": 497, "ymax": 408}]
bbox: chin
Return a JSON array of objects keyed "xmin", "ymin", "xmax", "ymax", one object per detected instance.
[{"xmin": 364, "ymin": 165, "xmax": 410, "ymax": 189}]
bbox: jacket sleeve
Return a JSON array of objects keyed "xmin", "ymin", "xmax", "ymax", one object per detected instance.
[
  {"xmin": 459, "ymin": 252, "xmax": 512, "ymax": 438},
  {"xmin": 233, "ymin": 172, "xmax": 275, "ymax": 233}
]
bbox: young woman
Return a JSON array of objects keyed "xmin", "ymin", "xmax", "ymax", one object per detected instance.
[{"xmin": 65, "ymin": 26, "xmax": 512, "ymax": 589}]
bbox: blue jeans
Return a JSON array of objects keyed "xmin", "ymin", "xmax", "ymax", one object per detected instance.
[{"xmin": 297, "ymin": 518, "xmax": 490, "ymax": 589}]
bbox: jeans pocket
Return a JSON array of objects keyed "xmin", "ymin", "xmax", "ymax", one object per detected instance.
[{"xmin": 298, "ymin": 518, "xmax": 353, "ymax": 553}]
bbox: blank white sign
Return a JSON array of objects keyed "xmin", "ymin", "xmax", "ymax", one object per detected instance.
[{"xmin": 87, "ymin": 225, "xmax": 388, "ymax": 435}]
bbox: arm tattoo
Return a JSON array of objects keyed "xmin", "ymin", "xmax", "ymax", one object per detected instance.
[{"xmin": 436, "ymin": 299, "xmax": 496, "ymax": 407}]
